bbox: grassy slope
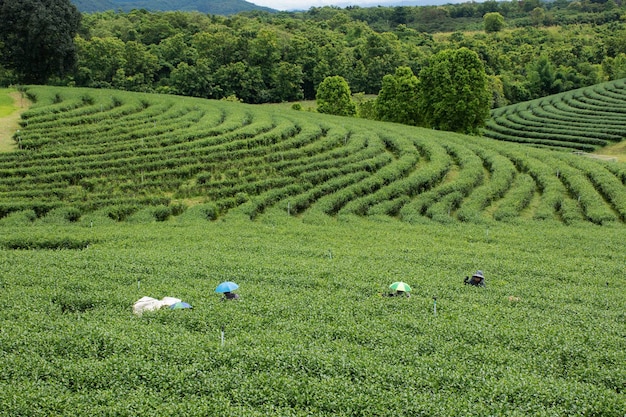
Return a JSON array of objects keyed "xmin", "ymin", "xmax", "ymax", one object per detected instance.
[{"xmin": 598, "ymin": 140, "xmax": 626, "ymax": 162}]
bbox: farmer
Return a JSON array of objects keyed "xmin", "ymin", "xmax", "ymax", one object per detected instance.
[
  {"xmin": 464, "ymin": 270, "xmax": 486, "ymax": 287},
  {"xmin": 222, "ymin": 291, "xmax": 240, "ymax": 301},
  {"xmin": 383, "ymin": 290, "xmax": 411, "ymax": 298}
]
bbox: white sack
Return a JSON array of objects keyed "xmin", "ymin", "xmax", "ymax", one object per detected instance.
[
  {"xmin": 133, "ymin": 296, "xmax": 183, "ymax": 315},
  {"xmin": 133, "ymin": 296, "xmax": 164, "ymax": 316},
  {"xmin": 160, "ymin": 296, "xmax": 182, "ymax": 307}
]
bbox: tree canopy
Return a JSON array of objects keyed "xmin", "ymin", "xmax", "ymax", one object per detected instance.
[
  {"xmin": 2, "ymin": 1, "xmax": 626, "ymax": 132},
  {"xmin": 375, "ymin": 66, "xmax": 421, "ymax": 126},
  {"xmin": 418, "ymin": 48, "xmax": 490, "ymax": 134},
  {"xmin": 316, "ymin": 75, "xmax": 356, "ymax": 116},
  {"xmin": 0, "ymin": 0, "xmax": 81, "ymax": 84},
  {"xmin": 484, "ymin": 12, "xmax": 505, "ymax": 33}
]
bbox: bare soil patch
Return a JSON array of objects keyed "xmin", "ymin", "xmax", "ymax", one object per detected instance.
[{"xmin": 592, "ymin": 141, "xmax": 626, "ymax": 163}]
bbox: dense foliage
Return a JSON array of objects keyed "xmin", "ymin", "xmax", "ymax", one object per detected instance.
[
  {"xmin": 3, "ymin": 0, "xmax": 626, "ymax": 109},
  {"xmin": 0, "ymin": 0, "xmax": 81, "ymax": 84},
  {"xmin": 71, "ymin": 0, "xmax": 274, "ymax": 14},
  {"xmin": 0, "ymin": 215, "xmax": 624, "ymax": 415},
  {"xmin": 483, "ymin": 11, "xmax": 505, "ymax": 33},
  {"xmin": 418, "ymin": 48, "xmax": 490, "ymax": 134},
  {"xmin": 1, "ymin": 85, "xmax": 625, "ymax": 226},
  {"xmin": 375, "ymin": 66, "xmax": 421, "ymax": 126},
  {"xmin": 316, "ymin": 76, "xmax": 356, "ymax": 117}
]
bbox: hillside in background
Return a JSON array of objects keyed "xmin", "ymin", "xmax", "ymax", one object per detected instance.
[
  {"xmin": 72, "ymin": 0, "xmax": 275, "ymax": 14},
  {"xmin": 1, "ymin": 83, "xmax": 625, "ymax": 226},
  {"xmin": 482, "ymin": 78, "xmax": 626, "ymax": 153}
]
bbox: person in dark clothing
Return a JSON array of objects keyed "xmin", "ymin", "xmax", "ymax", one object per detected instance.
[
  {"xmin": 464, "ymin": 270, "xmax": 486, "ymax": 287},
  {"xmin": 222, "ymin": 291, "xmax": 240, "ymax": 301},
  {"xmin": 383, "ymin": 290, "xmax": 410, "ymax": 298}
]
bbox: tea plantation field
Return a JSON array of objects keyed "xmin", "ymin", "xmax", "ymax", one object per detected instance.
[
  {"xmin": 0, "ymin": 215, "xmax": 624, "ymax": 416},
  {"xmin": 483, "ymin": 78, "xmax": 626, "ymax": 153},
  {"xmin": 0, "ymin": 85, "xmax": 624, "ymax": 415},
  {"xmin": 1, "ymin": 84, "xmax": 626, "ymax": 226}
]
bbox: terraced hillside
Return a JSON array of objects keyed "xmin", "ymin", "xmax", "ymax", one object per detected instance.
[
  {"xmin": 483, "ymin": 78, "xmax": 626, "ymax": 152},
  {"xmin": 1, "ymin": 86, "xmax": 625, "ymax": 226}
]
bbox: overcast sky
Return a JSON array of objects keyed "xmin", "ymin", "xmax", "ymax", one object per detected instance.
[{"xmin": 250, "ymin": 0, "xmax": 406, "ymax": 11}]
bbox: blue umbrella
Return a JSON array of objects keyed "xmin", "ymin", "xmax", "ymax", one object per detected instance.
[
  {"xmin": 215, "ymin": 281, "xmax": 239, "ymax": 293},
  {"xmin": 169, "ymin": 301, "xmax": 192, "ymax": 310}
]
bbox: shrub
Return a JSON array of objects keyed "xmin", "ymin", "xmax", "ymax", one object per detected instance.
[
  {"xmin": 170, "ymin": 202, "xmax": 187, "ymax": 217},
  {"xmin": 40, "ymin": 207, "xmax": 82, "ymax": 224},
  {"xmin": 0, "ymin": 235, "xmax": 93, "ymax": 250},
  {"xmin": 153, "ymin": 205, "xmax": 172, "ymax": 222},
  {"xmin": 107, "ymin": 205, "xmax": 139, "ymax": 222},
  {"xmin": 52, "ymin": 294, "xmax": 97, "ymax": 313},
  {"xmin": 81, "ymin": 95, "xmax": 94, "ymax": 105},
  {"xmin": 201, "ymin": 203, "xmax": 219, "ymax": 221},
  {"xmin": 0, "ymin": 209, "xmax": 37, "ymax": 226}
]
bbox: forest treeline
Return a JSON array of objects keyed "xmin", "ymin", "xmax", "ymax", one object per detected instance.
[
  {"xmin": 71, "ymin": 0, "xmax": 274, "ymax": 15},
  {"xmin": 3, "ymin": 0, "xmax": 626, "ymax": 107}
]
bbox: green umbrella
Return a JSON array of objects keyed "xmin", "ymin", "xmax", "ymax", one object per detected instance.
[{"xmin": 389, "ymin": 281, "xmax": 412, "ymax": 292}]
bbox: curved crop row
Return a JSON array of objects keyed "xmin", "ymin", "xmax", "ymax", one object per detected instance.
[
  {"xmin": 483, "ymin": 79, "xmax": 626, "ymax": 151},
  {"xmin": 0, "ymin": 86, "xmax": 623, "ymax": 226}
]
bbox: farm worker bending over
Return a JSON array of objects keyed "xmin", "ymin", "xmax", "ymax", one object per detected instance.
[
  {"xmin": 464, "ymin": 270, "xmax": 486, "ymax": 287},
  {"xmin": 383, "ymin": 281, "xmax": 412, "ymax": 297},
  {"xmin": 222, "ymin": 291, "xmax": 240, "ymax": 301},
  {"xmin": 383, "ymin": 290, "xmax": 411, "ymax": 298}
]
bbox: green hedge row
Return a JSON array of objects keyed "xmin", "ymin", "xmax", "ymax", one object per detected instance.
[
  {"xmin": 485, "ymin": 78, "xmax": 626, "ymax": 151},
  {"xmin": 398, "ymin": 142, "xmax": 483, "ymax": 221},
  {"xmin": 496, "ymin": 148, "xmax": 565, "ymax": 220},
  {"xmin": 553, "ymin": 163, "xmax": 616, "ymax": 225},
  {"xmin": 456, "ymin": 144, "xmax": 518, "ymax": 223},
  {"xmin": 492, "ymin": 173, "xmax": 536, "ymax": 222},
  {"xmin": 506, "ymin": 112, "xmax": 624, "ymax": 142},
  {"xmin": 563, "ymin": 155, "xmax": 626, "ymax": 221},
  {"xmin": 485, "ymin": 119, "xmax": 609, "ymax": 148}
]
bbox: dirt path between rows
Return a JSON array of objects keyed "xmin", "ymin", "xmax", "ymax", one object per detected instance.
[{"xmin": 0, "ymin": 91, "xmax": 32, "ymax": 152}]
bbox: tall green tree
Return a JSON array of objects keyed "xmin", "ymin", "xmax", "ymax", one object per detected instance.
[
  {"xmin": 375, "ymin": 66, "xmax": 421, "ymax": 125},
  {"xmin": 0, "ymin": 0, "xmax": 81, "ymax": 84},
  {"xmin": 354, "ymin": 32, "xmax": 406, "ymax": 94},
  {"xmin": 526, "ymin": 55, "xmax": 558, "ymax": 98},
  {"xmin": 75, "ymin": 36, "xmax": 126, "ymax": 85},
  {"xmin": 271, "ymin": 62, "xmax": 304, "ymax": 102},
  {"xmin": 214, "ymin": 62, "xmax": 265, "ymax": 103},
  {"xmin": 483, "ymin": 12, "xmax": 505, "ymax": 33},
  {"xmin": 170, "ymin": 59, "xmax": 215, "ymax": 98},
  {"xmin": 316, "ymin": 75, "xmax": 356, "ymax": 116},
  {"xmin": 418, "ymin": 47, "xmax": 490, "ymax": 134}
]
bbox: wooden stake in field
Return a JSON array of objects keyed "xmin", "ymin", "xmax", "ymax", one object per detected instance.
[
  {"xmin": 221, "ymin": 325, "xmax": 225, "ymax": 347},
  {"xmin": 433, "ymin": 296, "xmax": 437, "ymax": 316}
]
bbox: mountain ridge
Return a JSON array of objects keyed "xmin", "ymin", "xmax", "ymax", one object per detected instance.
[{"xmin": 71, "ymin": 0, "xmax": 276, "ymax": 15}]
